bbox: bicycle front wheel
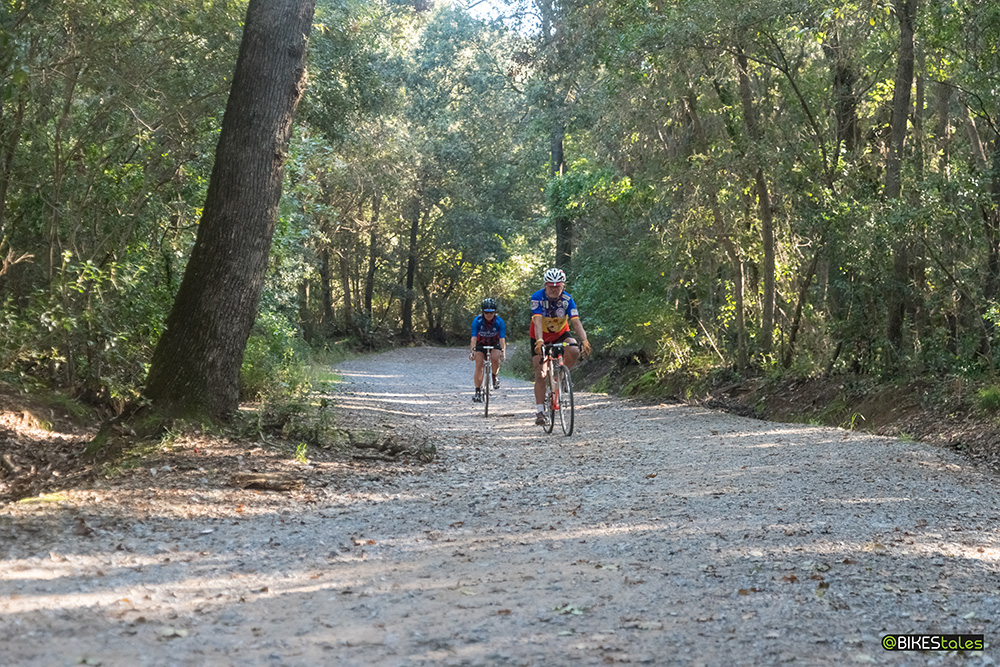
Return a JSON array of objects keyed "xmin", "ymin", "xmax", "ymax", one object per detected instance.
[
  {"xmin": 557, "ymin": 365, "xmax": 574, "ymax": 435},
  {"xmin": 544, "ymin": 374, "xmax": 556, "ymax": 434},
  {"xmin": 483, "ymin": 374, "xmax": 490, "ymax": 418}
]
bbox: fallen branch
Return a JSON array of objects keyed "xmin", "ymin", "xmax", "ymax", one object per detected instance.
[{"xmin": 229, "ymin": 472, "xmax": 303, "ymax": 492}]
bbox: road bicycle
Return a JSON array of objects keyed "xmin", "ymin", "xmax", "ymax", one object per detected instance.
[
  {"xmin": 477, "ymin": 345, "xmax": 497, "ymax": 417},
  {"xmin": 540, "ymin": 342, "xmax": 575, "ymax": 435}
]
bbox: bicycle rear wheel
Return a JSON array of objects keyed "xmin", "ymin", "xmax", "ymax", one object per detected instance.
[
  {"xmin": 557, "ymin": 365, "xmax": 574, "ymax": 435},
  {"xmin": 544, "ymin": 370, "xmax": 556, "ymax": 434}
]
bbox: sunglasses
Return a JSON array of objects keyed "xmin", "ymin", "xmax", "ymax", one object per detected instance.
[{"xmin": 545, "ymin": 282, "xmax": 564, "ymax": 288}]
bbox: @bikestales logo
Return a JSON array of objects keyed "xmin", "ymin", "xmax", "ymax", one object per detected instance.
[{"xmin": 882, "ymin": 634, "xmax": 984, "ymax": 651}]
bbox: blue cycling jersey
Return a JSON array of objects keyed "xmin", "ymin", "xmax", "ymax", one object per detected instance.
[{"xmin": 471, "ymin": 314, "xmax": 506, "ymax": 344}]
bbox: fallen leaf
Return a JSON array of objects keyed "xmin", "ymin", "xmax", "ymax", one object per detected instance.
[
  {"xmin": 554, "ymin": 604, "xmax": 586, "ymax": 615},
  {"xmin": 159, "ymin": 627, "xmax": 188, "ymax": 638}
]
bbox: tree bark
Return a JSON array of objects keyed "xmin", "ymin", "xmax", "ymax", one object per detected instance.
[
  {"xmin": 551, "ymin": 122, "xmax": 572, "ymax": 270},
  {"xmin": 885, "ymin": 0, "xmax": 917, "ymax": 358},
  {"xmin": 320, "ymin": 246, "xmax": 334, "ymax": 333},
  {"xmin": 736, "ymin": 46, "xmax": 775, "ymax": 358},
  {"xmin": 401, "ymin": 197, "xmax": 421, "ymax": 341},
  {"xmin": 364, "ymin": 192, "xmax": 380, "ymax": 319},
  {"xmin": 144, "ymin": 0, "xmax": 315, "ymax": 419},
  {"xmin": 685, "ymin": 91, "xmax": 748, "ymax": 368},
  {"xmin": 538, "ymin": 0, "xmax": 572, "ymax": 271},
  {"xmin": 825, "ymin": 31, "xmax": 859, "ymax": 160},
  {"xmin": 338, "ymin": 250, "xmax": 354, "ymax": 333}
]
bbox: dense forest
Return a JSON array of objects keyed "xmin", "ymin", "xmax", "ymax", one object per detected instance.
[{"xmin": 3, "ymin": 0, "xmax": 1000, "ymax": 417}]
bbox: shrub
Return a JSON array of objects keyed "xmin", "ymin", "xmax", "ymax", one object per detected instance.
[
  {"xmin": 241, "ymin": 311, "xmax": 311, "ymax": 402},
  {"xmin": 975, "ymin": 386, "xmax": 1000, "ymax": 414}
]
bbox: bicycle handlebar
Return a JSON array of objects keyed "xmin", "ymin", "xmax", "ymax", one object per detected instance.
[{"xmin": 542, "ymin": 342, "xmax": 578, "ymax": 358}]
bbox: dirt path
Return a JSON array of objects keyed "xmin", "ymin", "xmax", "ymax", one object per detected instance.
[{"xmin": 1, "ymin": 346, "xmax": 998, "ymax": 666}]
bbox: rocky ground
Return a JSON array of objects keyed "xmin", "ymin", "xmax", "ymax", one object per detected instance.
[{"xmin": 0, "ymin": 346, "xmax": 998, "ymax": 666}]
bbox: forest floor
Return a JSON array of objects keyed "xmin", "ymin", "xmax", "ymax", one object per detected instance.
[{"xmin": 1, "ymin": 346, "xmax": 999, "ymax": 665}]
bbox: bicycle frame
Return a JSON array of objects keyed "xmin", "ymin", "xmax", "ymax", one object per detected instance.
[
  {"xmin": 540, "ymin": 342, "xmax": 576, "ymax": 435},
  {"xmin": 477, "ymin": 344, "xmax": 496, "ymax": 417}
]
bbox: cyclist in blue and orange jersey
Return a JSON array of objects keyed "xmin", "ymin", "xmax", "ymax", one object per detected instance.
[
  {"xmin": 529, "ymin": 268, "xmax": 591, "ymax": 425},
  {"xmin": 469, "ymin": 297, "xmax": 506, "ymax": 403}
]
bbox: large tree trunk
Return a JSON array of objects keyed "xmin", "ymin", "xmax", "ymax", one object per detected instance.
[
  {"xmin": 144, "ymin": 0, "xmax": 315, "ymax": 419},
  {"xmin": 885, "ymin": 0, "xmax": 917, "ymax": 358}
]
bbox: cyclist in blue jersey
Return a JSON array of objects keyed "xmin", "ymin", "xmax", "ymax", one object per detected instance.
[
  {"xmin": 530, "ymin": 268, "xmax": 591, "ymax": 425},
  {"xmin": 469, "ymin": 297, "xmax": 506, "ymax": 403}
]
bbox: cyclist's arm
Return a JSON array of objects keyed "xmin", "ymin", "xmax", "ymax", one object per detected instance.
[
  {"xmin": 532, "ymin": 314, "xmax": 544, "ymax": 345},
  {"xmin": 469, "ymin": 335, "xmax": 477, "ymax": 354},
  {"xmin": 571, "ymin": 316, "xmax": 589, "ymax": 350}
]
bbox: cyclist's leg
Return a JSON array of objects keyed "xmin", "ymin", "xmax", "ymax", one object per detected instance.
[
  {"xmin": 490, "ymin": 348, "xmax": 501, "ymax": 387},
  {"xmin": 531, "ymin": 340, "xmax": 546, "ymax": 404},
  {"xmin": 489, "ymin": 348, "xmax": 501, "ymax": 374},
  {"xmin": 562, "ymin": 336, "xmax": 581, "ymax": 368},
  {"xmin": 531, "ymin": 338, "xmax": 547, "ymax": 423}
]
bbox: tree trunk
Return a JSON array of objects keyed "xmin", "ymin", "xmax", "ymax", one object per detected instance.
[
  {"xmin": 825, "ymin": 31, "xmax": 859, "ymax": 160},
  {"xmin": 338, "ymin": 250, "xmax": 354, "ymax": 333},
  {"xmin": 736, "ymin": 47, "xmax": 775, "ymax": 357},
  {"xmin": 685, "ymin": 91, "xmax": 748, "ymax": 368},
  {"xmin": 364, "ymin": 193, "xmax": 380, "ymax": 319},
  {"xmin": 885, "ymin": 0, "xmax": 917, "ymax": 358},
  {"xmin": 552, "ymin": 122, "xmax": 572, "ymax": 270},
  {"xmin": 144, "ymin": 0, "xmax": 315, "ymax": 419},
  {"xmin": 538, "ymin": 0, "xmax": 572, "ymax": 271},
  {"xmin": 297, "ymin": 280, "xmax": 313, "ymax": 343},
  {"xmin": 783, "ymin": 245, "xmax": 823, "ymax": 368},
  {"xmin": 401, "ymin": 198, "xmax": 421, "ymax": 342},
  {"xmin": 320, "ymin": 246, "xmax": 334, "ymax": 333},
  {"xmin": 0, "ymin": 80, "xmax": 26, "ymax": 241},
  {"xmin": 933, "ymin": 73, "xmax": 952, "ymax": 176}
]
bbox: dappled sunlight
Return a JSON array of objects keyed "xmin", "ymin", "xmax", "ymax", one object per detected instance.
[{"xmin": 333, "ymin": 371, "xmax": 406, "ymax": 381}]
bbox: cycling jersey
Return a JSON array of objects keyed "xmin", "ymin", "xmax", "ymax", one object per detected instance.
[
  {"xmin": 471, "ymin": 314, "xmax": 506, "ymax": 346},
  {"xmin": 529, "ymin": 289, "xmax": 579, "ymax": 342}
]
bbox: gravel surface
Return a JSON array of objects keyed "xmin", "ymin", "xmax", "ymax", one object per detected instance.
[{"xmin": 1, "ymin": 346, "xmax": 998, "ymax": 666}]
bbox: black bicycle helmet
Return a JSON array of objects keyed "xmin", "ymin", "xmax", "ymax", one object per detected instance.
[{"xmin": 481, "ymin": 297, "xmax": 498, "ymax": 312}]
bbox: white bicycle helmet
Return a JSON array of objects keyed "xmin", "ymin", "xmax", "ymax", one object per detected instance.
[{"xmin": 543, "ymin": 267, "xmax": 566, "ymax": 284}]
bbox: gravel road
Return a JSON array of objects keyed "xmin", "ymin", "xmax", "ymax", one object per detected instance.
[{"xmin": 1, "ymin": 346, "xmax": 998, "ymax": 666}]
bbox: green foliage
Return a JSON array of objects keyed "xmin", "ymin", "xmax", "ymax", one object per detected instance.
[
  {"xmin": 7, "ymin": 0, "xmax": 1000, "ymax": 414},
  {"xmin": 572, "ymin": 251, "xmax": 682, "ymax": 361},
  {"xmin": 622, "ymin": 369, "xmax": 660, "ymax": 396},
  {"xmin": 240, "ymin": 311, "xmax": 312, "ymax": 403},
  {"xmin": 974, "ymin": 386, "xmax": 1000, "ymax": 415}
]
